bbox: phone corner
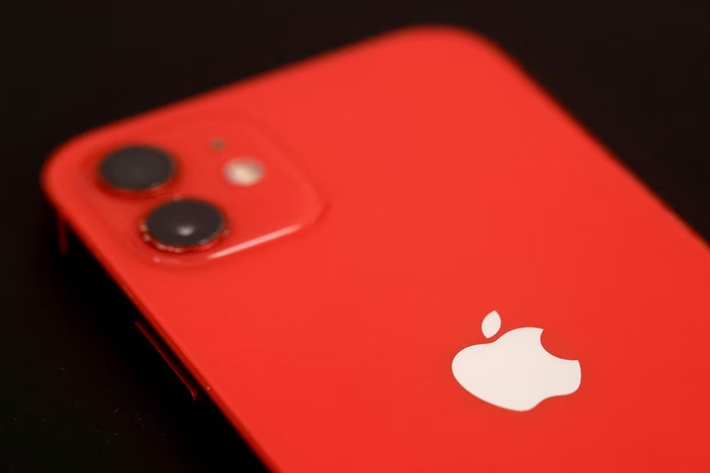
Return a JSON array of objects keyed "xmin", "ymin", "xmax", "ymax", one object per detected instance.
[{"xmin": 380, "ymin": 23, "xmax": 509, "ymax": 56}]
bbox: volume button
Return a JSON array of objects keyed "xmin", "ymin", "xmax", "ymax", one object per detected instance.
[{"xmin": 134, "ymin": 320, "xmax": 200, "ymax": 402}]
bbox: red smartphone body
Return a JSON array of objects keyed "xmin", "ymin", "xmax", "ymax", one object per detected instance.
[{"xmin": 42, "ymin": 27, "xmax": 710, "ymax": 472}]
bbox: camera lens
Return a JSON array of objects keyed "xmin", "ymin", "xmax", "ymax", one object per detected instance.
[
  {"xmin": 99, "ymin": 146, "xmax": 176, "ymax": 192},
  {"xmin": 143, "ymin": 199, "xmax": 226, "ymax": 251}
]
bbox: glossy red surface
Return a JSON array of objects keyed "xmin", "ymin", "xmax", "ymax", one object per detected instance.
[{"xmin": 43, "ymin": 27, "xmax": 710, "ymax": 472}]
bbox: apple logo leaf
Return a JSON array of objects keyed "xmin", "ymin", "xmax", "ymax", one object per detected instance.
[{"xmin": 481, "ymin": 310, "xmax": 501, "ymax": 338}]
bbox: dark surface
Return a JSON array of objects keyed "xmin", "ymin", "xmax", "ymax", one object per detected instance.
[{"xmin": 2, "ymin": 2, "xmax": 709, "ymax": 472}]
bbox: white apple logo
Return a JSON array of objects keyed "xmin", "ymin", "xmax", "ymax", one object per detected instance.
[{"xmin": 452, "ymin": 311, "xmax": 581, "ymax": 412}]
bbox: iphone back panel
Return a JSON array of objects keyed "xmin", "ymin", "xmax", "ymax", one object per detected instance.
[{"xmin": 42, "ymin": 27, "xmax": 710, "ymax": 472}]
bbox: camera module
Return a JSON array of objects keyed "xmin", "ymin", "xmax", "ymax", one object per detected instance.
[
  {"xmin": 99, "ymin": 146, "xmax": 176, "ymax": 192},
  {"xmin": 142, "ymin": 199, "xmax": 226, "ymax": 251}
]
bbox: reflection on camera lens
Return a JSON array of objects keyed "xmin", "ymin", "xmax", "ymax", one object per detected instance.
[
  {"xmin": 143, "ymin": 199, "xmax": 226, "ymax": 251},
  {"xmin": 99, "ymin": 146, "xmax": 176, "ymax": 192}
]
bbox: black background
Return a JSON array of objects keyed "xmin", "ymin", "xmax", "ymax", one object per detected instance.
[{"xmin": 2, "ymin": 2, "xmax": 709, "ymax": 472}]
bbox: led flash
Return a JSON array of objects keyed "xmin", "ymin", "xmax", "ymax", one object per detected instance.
[{"xmin": 224, "ymin": 158, "xmax": 264, "ymax": 186}]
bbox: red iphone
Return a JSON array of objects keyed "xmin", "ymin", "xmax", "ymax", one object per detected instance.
[{"xmin": 42, "ymin": 27, "xmax": 710, "ymax": 472}]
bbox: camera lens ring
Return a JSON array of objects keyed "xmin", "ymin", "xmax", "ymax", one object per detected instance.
[
  {"xmin": 142, "ymin": 198, "xmax": 227, "ymax": 252},
  {"xmin": 99, "ymin": 145, "xmax": 177, "ymax": 193}
]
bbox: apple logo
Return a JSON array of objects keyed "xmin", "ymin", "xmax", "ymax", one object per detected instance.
[{"xmin": 452, "ymin": 310, "xmax": 581, "ymax": 412}]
